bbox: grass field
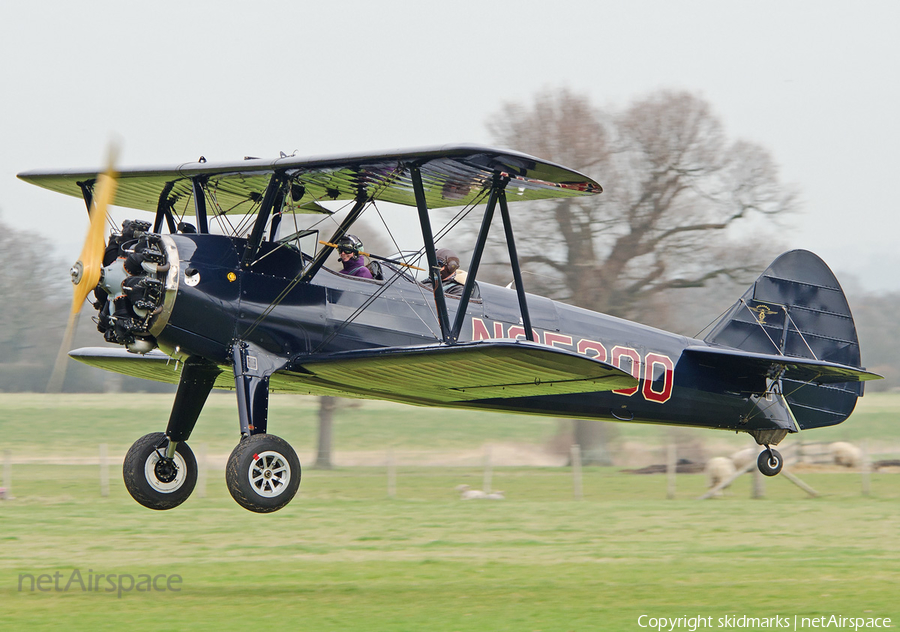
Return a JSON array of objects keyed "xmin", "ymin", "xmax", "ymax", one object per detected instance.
[
  {"xmin": 2, "ymin": 390, "xmax": 899, "ymax": 458},
  {"xmin": 0, "ymin": 393, "xmax": 898, "ymax": 630}
]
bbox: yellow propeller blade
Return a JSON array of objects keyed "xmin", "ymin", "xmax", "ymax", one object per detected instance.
[
  {"xmin": 47, "ymin": 146, "xmax": 119, "ymax": 393},
  {"xmin": 70, "ymin": 150, "xmax": 118, "ymax": 315}
]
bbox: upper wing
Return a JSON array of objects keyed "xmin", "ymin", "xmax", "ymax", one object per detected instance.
[
  {"xmin": 18, "ymin": 144, "xmax": 601, "ymax": 216},
  {"xmin": 70, "ymin": 340, "xmax": 637, "ymax": 404}
]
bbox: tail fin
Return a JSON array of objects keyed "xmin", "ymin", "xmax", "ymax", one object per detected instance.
[{"xmin": 704, "ymin": 250, "xmax": 869, "ymax": 430}]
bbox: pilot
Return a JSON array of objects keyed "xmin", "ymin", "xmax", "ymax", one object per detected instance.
[
  {"xmin": 336, "ymin": 234, "xmax": 373, "ymax": 279},
  {"xmin": 431, "ymin": 248, "xmax": 467, "ymax": 296}
]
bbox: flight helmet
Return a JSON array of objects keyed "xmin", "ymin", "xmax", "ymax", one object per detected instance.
[{"xmin": 337, "ymin": 234, "xmax": 364, "ymax": 256}]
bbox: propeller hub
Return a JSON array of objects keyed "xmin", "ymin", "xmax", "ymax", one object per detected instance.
[{"xmin": 70, "ymin": 261, "xmax": 84, "ymax": 285}]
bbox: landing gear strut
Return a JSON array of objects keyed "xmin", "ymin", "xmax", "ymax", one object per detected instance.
[
  {"xmin": 225, "ymin": 341, "xmax": 300, "ymax": 513},
  {"xmin": 757, "ymin": 446, "xmax": 784, "ymax": 477},
  {"xmin": 122, "ymin": 356, "xmax": 219, "ymax": 510},
  {"xmin": 123, "ymin": 344, "xmax": 303, "ymax": 513}
]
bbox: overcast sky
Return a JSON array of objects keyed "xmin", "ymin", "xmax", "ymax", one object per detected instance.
[{"xmin": 2, "ymin": 1, "xmax": 898, "ymax": 292}]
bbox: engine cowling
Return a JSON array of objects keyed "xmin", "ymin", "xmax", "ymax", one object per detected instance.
[{"xmin": 93, "ymin": 220, "xmax": 179, "ymax": 354}]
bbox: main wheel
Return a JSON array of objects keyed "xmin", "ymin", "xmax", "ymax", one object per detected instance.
[
  {"xmin": 226, "ymin": 434, "xmax": 301, "ymax": 513},
  {"xmin": 757, "ymin": 448, "xmax": 784, "ymax": 477},
  {"xmin": 123, "ymin": 432, "xmax": 197, "ymax": 510}
]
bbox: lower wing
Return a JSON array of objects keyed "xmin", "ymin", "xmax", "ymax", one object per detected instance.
[{"xmin": 70, "ymin": 340, "xmax": 637, "ymax": 404}]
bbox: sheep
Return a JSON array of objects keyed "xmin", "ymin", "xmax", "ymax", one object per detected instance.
[
  {"xmin": 830, "ymin": 442, "xmax": 862, "ymax": 468},
  {"xmin": 705, "ymin": 456, "xmax": 737, "ymax": 495},
  {"xmin": 455, "ymin": 484, "xmax": 486, "ymax": 499},
  {"xmin": 729, "ymin": 448, "xmax": 756, "ymax": 470},
  {"xmin": 455, "ymin": 484, "xmax": 504, "ymax": 500}
]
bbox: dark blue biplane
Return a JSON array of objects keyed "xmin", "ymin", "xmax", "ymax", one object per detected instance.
[{"xmin": 18, "ymin": 146, "xmax": 880, "ymax": 512}]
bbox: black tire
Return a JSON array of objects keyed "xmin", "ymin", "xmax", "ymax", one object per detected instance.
[
  {"xmin": 226, "ymin": 434, "xmax": 301, "ymax": 513},
  {"xmin": 758, "ymin": 448, "xmax": 784, "ymax": 477},
  {"xmin": 123, "ymin": 432, "xmax": 197, "ymax": 510}
]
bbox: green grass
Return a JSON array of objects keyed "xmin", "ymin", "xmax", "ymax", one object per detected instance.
[
  {"xmin": 0, "ymin": 394, "xmax": 898, "ymax": 630},
  {"xmin": 0, "ymin": 392, "xmax": 567, "ymax": 457},
  {"xmin": 1, "ymin": 466, "xmax": 899, "ymax": 630},
  {"xmin": 2, "ymin": 389, "xmax": 898, "ymax": 458}
]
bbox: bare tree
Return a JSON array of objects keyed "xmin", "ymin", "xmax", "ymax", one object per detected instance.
[
  {"xmin": 314, "ymin": 396, "xmax": 337, "ymax": 469},
  {"xmin": 848, "ymin": 290, "xmax": 900, "ymax": 391},
  {"xmin": 484, "ymin": 89, "xmax": 796, "ymax": 325},
  {"xmin": 480, "ymin": 90, "xmax": 797, "ymax": 464},
  {"xmin": 0, "ymin": 215, "xmax": 70, "ymax": 390}
]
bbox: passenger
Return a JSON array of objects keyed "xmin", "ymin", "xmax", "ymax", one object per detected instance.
[
  {"xmin": 336, "ymin": 234, "xmax": 373, "ymax": 279},
  {"xmin": 431, "ymin": 248, "xmax": 467, "ymax": 296}
]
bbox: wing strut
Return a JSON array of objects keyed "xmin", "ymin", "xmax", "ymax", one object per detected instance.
[
  {"xmin": 450, "ymin": 173, "xmax": 507, "ymax": 342},
  {"xmin": 411, "ymin": 166, "xmax": 535, "ymax": 346},
  {"xmin": 242, "ymin": 173, "xmax": 288, "ymax": 268},
  {"xmin": 154, "ymin": 181, "xmax": 177, "ymax": 233},
  {"xmin": 447, "ymin": 174, "xmax": 533, "ymax": 343},
  {"xmin": 191, "ymin": 176, "xmax": 209, "ymax": 233},
  {"xmin": 77, "ymin": 180, "xmax": 94, "ymax": 216},
  {"xmin": 411, "ymin": 165, "xmax": 452, "ymax": 343},
  {"xmin": 498, "ymin": 186, "xmax": 534, "ymax": 341}
]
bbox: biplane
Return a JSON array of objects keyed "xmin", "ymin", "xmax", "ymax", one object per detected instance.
[{"xmin": 18, "ymin": 145, "xmax": 880, "ymax": 513}]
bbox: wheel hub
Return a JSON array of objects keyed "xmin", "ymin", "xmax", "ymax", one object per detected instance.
[
  {"xmin": 249, "ymin": 451, "xmax": 291, "ymax": 498},
  {"xmin": 144, "ymin": 448, "xmax": 188, "ymax": 493},
  {"xmin": 154, "ymin": 457, "xmax": 178, "ymax": 483}
]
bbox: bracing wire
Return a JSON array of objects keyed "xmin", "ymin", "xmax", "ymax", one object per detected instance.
[
  {"xmin": 242, "ymin": 167, "xmax": 494, "ymax": 349},
  {"xmin": 241, "ymin": 165, "xmax": 407, "ymax": 340}
]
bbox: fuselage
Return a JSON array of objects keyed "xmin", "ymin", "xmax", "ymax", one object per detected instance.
[{"xmin": 142, "ymin": 233, "xmax": 788, "ymax": 435}]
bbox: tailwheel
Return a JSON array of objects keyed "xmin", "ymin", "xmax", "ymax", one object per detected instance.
[
  {"xmin": 226, "ymin": 434, "xmax": 301, "ymax": 513},
  {"xmin": 757, "ymin": 447, "xmax": 784, "ymax": 477},
  {"xmin": 123, "ymin": 432, "xmax": 197, "ymax": 510}
]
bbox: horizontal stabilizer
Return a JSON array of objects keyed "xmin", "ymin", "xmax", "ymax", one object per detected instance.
[
  {"xmin": 288, "ymin": 340, "xmax": 638, "ymax": 404},
  {"xmin": 684, "ymin": 346, "xmax": 882, "ymax": 385}
]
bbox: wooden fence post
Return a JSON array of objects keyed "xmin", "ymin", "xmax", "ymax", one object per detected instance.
[
  {"xmin": 196, "ymin": 443, "xmax": 208, "ymax": 499},
  {"xmin": 666, "ymin": 443, "xmax": 677, "ymax": 500},
  {"xmin": 752, "ymin": 464, "xmax": 765, "ymax": 499},
  {"xmin": 861, "ymin": 439, "xmax": 871, "ymax": 497},
  {"xmin": 387, "ymin": 449, "xmax": 396, "ymax": 499},
  {"xmin": 571, "ymin": 444, "xmax": 583, "ymax": 500},
  {"xmin": 483, "ymin": 445, "xmax": 493, "ymax": 495},
  {"xmin": 2, "ymin": 450, "xmax": 10, "ymax": 499},
  {"xmin": 99, "ymin": 444, "xmax": 109, "ymax": 497}
]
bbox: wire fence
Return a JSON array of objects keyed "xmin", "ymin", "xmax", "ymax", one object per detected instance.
[{"xmin": 2, "ymin": 442, "xmax": 897, "ymax": 504}]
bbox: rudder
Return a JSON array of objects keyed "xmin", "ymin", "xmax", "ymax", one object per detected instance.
[{"xmin": 704, "ymin": 250, "xmax": 865, "ymax": 430}]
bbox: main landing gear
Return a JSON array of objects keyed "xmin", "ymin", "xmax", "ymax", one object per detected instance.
[
  {"xmin": 122, "ymin": 344, "xmax": 300, "ymax": 513},
  {"xmin": 123, "ymin": 432, "xmax": 197, "ymax": 510},
  {"xmin": 226, "ymin": 434, "xmax": 300, "ymax": 513}
]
